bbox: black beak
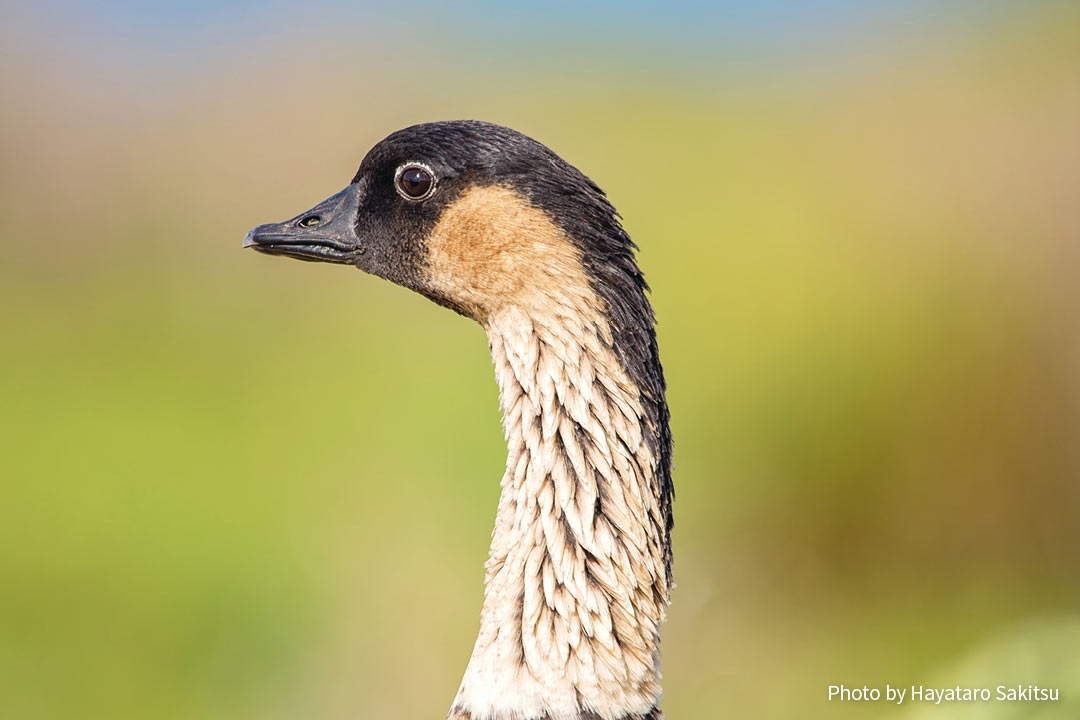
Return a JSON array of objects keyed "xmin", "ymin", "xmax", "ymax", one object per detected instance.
[{"xmin": 244, "ymin": 183, "xmax": 363, "ymax": 264}]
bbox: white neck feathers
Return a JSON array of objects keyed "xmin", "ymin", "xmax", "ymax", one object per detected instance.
[{"xmin": 450, "ymin": 296, "xmax": 669, "ymax": 720}]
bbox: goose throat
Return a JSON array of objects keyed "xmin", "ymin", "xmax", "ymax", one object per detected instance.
[{"xmin": 449, "ymin": 301, "xmax": 670, "ymax": 720}]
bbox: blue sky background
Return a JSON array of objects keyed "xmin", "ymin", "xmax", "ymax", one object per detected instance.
[{"xmin": 5, "ymin": 0, "xmax": 1029, "ymax": 74}]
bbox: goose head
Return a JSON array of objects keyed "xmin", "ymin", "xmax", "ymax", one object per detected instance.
[{"xmin": 244, "ymin": 120, "xmax": 644, "ymax": 328}]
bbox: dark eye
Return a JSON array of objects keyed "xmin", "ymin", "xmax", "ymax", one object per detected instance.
[{"xmin": 395, "ymin": 163, "xmax": 435, "ymax": 201}]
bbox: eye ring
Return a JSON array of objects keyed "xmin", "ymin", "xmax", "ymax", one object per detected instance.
[{"xmin": 394, "ymin": 162, "xmax": 437, "ymax": 201}]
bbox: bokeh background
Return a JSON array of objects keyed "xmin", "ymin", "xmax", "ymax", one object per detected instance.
[{"xmin": 2, "ymin": 1, "xmax": 1078, "ymax": 718}]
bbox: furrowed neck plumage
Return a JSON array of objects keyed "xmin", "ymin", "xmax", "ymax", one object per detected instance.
[{"xmin": 446, "ymin": 235, "xmax": 671, "ymax": 720}]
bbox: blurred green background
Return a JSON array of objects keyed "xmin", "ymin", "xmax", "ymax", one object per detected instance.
[{"xmin": 1, "ymin": 1, "xmax": 1078, "ymax": 718}]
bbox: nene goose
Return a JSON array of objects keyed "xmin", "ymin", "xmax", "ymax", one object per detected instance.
[{"xmin": 244, "ymin": 121, "xmax": 673, "ymax": 720}]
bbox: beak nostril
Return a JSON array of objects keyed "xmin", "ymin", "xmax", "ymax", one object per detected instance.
[{"xmin": 298, "ymin": 215, "xmax": 321, "ymax": 228}]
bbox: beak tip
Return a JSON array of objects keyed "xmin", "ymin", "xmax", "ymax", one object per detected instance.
[{"xmin": 242, "ymin": 228, "xmax": 258, "ymax": 249}]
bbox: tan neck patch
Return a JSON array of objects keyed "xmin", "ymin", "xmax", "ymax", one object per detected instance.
[{"xmin": 423, "ymin": 185, "xmax": 594, "ymax": 324}]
